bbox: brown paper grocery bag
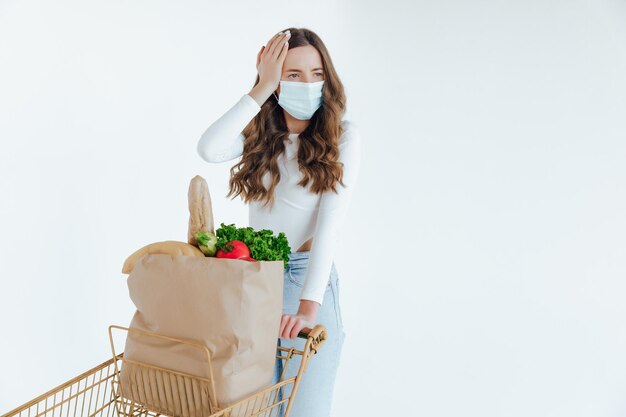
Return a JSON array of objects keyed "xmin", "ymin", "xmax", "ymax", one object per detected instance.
[{"xmin": 119, "ymin": 253, "xmax": 284, "ymax": 413}]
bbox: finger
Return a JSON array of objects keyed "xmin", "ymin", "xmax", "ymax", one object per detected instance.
[
  {"xmin": 279, "ymin": 39, "xmax": 289, "ymax": 61},
  {"xmin": 279, "ymin": 314, "xmax": 288, "ymax": 337},
  {"xmin": 283, "ymin": 316, "xmax": 297, "ymax": 339},
  {"xmin": 265, "ymin": 32, "xmax": 283, "ymax": 57},
  {"xmin": 266, "ymin": 31, "xmax": 283, "ymax": 48},
  {"xmin": 290, "ymin": 317, "xmax": 304, "ymax": 339},
  {"xmin": 268, "ymin": 32, "xmax": 289, "ymax": 58},
  {"xmin": 257, "ymin": 47, "xmax": 262, "ymax": 66},
  {"xmin": 289, "ymin": 322, "xmax": 298, "ymax": 340},
  {"xmin": 261, "ymin": 33, "xmax": 280, "ymax": 62},
  {"xmin": 272, "ymin": 33, "xmax": 290, "ymax": 60}
]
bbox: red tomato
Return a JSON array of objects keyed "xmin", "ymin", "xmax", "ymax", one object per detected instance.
[
  {"xmin": 237, "ymin": 256, "xmax": 257, "ymax": 262},
  {"xmin": 215, "ymin": 240, "xmax": 252, "ymax": 260}
]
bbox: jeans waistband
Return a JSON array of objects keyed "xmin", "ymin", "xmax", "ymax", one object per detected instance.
[
  {"xmin": 287, "ymin": 250, "xmax": 310, "ymax": 267},
  {"xmin": 286, "ymin": 250, "xmax": 338, "ymax": 278}
]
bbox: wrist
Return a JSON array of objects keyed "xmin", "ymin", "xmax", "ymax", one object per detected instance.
[
  {"xmin": 298, "ymin": 299, "xmax": 320, "ymax": 321},
  {"xmin": 248, "ymin": 83, "xmax": 275, "ymax": 106}
]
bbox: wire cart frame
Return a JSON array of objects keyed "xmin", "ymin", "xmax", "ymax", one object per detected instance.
[{"xmin": 1, "ymin": 324, "xmax": 328, "ymax": 417}]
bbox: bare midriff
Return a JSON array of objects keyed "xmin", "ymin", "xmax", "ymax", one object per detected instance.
[{"xmin": 296, "ymin": 237, "xmax": 313, "ymax": 252}]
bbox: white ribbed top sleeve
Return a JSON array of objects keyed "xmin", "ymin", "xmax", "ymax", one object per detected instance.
[
  {"xmin": 197, "ymin": 93, "xmax": 261, "ymax": 163},
  {"xmin": 298, "ymin": 126, "xmax": 362, "ymax": 304}
]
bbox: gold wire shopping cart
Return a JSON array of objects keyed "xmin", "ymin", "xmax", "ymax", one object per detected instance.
[{"xmin": 1, "ymin": 324, "xmax": 328, "ymax": 417}]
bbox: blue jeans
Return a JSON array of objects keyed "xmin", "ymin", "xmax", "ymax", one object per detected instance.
[{"xmin": 271, "ymin": 250, "xmax": 346, "ymax": 417}]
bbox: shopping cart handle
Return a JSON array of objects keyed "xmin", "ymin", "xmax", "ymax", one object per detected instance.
[{"xmin": 297, "ymin": 324, "xmax": 328, "ymax": 352}]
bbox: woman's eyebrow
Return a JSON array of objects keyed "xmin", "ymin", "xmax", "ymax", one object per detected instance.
[{"xmin": 285, "ymin": 67, "xmax": 324, "ymax": 72}]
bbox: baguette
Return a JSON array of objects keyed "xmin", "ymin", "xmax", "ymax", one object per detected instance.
[
  {"xmin": 187, "ymin": 175, "xmax": 214, "ymax": 246},
  {"xmin": 122, "ymin": 240, "xmax": 205, "ymax": 274}
]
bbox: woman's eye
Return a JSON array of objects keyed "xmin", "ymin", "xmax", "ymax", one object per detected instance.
[{"xmin": 287, "ymin": 73, "xmax": 323, "ymax": 79}]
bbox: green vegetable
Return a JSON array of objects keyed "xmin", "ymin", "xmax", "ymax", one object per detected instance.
[
  {"xmin": 215, "ymin": 222, "xmax": 291, "ymax": 269},
  {"xmin": 195, "ymin": 230, "xmax": 218, "ymax": 256}
]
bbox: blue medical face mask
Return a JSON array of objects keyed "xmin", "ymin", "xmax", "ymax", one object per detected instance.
[{"xmin": 272, "ymin": 80, "xmax": 325, "ymax": 120}]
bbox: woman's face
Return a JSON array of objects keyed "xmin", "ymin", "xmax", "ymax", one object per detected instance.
[{"xmin": 276, "ymin": 45, "xmax": 325, "ymax": 96}]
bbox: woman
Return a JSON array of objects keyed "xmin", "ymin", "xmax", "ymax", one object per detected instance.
[{"xmin": 197, "ymin": 27, "xmax": 361, "ymax": 417}]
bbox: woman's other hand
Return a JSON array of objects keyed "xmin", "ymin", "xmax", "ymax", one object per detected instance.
[
  {"xmin": 279, "ymin": 312, "xmax": 314, "ymax": 339},
  {"xmin": 278, "ymin": 298, "xmax": 320, "ymax": 339}
]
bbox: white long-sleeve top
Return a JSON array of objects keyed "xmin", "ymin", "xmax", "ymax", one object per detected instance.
[{"xmin": 197, "ymin": 93, "xmax": 361, "ymax": 305}]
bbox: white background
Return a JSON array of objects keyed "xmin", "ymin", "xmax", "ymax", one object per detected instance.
[{"xmin": 1, "ymin": 0, "xmax": 626, "ymax": 416}]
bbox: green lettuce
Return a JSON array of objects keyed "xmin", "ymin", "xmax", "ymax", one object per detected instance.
[{"xmin": 216, "ymin": 223, "xmax": 291, "ymax": 269}]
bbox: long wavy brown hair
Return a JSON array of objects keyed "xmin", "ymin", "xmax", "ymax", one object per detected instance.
[{"xmin": 226, "ymin": 27, "xmax": 347, "ymax": 212}]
